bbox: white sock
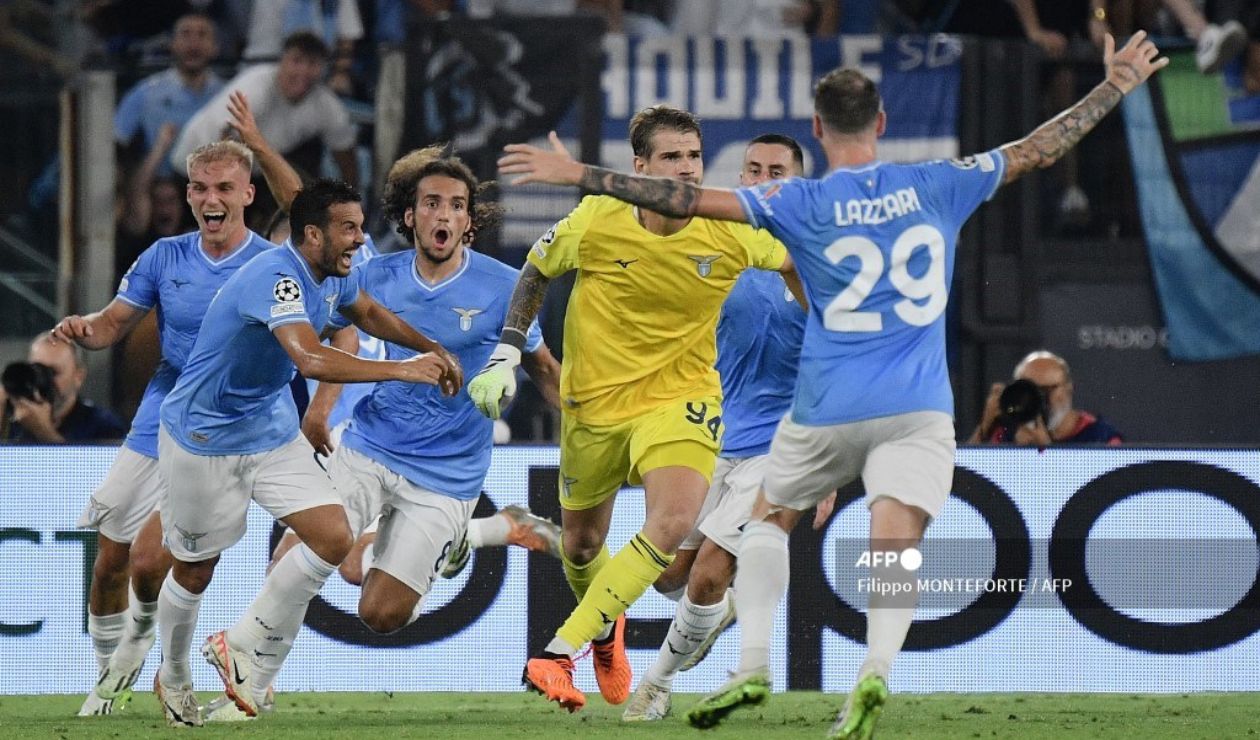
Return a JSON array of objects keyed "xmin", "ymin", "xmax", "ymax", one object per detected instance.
[
  {"xmin": 466, "ymin": 513, "xmax": 511, "ymax": 548},
  {"xmin": 733, "ymin": 522, "xmax": 790, "ymax": 674},
  {"xmin": 226, "ymin": 544, "xmax": 336, "ymax": 703},
  {"xmin": 156, "ymin": 573, "xmax": 203, "ymax": 686},
  {"xmin": 107, "ymin": 595, "xmax": 159, "ymax": 671},
  {"xmin": 544, "ymin": 636, "xmax": 578, "ymax": 657},
  {"xmin": 88, "ymin": 612, "xmax": 125, "ymax": 672},
  {"xmin": 859, "ymin": 594, "xmax": 918, "ymax": 681},
  {"xmin": 646, "ymin": 592, "xmax": 730, "ymax": 687}
]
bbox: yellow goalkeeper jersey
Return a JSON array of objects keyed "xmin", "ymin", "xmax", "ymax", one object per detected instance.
[{"xmin": 528, "ymin": 195, "xmax": 786, "ymax": 425}]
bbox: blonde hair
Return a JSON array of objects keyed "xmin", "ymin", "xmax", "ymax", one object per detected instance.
[{"xmin": 186, "ymin": 140, "xmax": 254, "ymax": 176}]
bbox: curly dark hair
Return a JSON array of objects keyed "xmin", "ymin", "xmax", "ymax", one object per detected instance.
[{"xmin": 381, "ymin": 145, "xmax": 504, "ymax": 246}]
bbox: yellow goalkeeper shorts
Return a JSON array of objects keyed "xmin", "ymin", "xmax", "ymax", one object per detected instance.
[{"xmin": 556, "ymin": 395, "xmax": 723, "ymax": 511}]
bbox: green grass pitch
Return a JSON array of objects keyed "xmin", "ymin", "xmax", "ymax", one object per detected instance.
[{"xmin": 2, "ymin": 691, "xmax": 1256, "ymax": 738}]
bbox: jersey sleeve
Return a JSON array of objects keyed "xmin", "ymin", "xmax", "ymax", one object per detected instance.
[
  {"xmin": 115, "ymin": 243, "xmax": 162, "ymax": 310},
  {"xmin": 241, "ymin": 270, "xmax": 312, "ymax": 330},
  {"xmin": 915, "ymin": 149, "xmax": 1006, "ymax": 224},
  {"xmin": 524, "ymin": 318, "xmax": 544, "ymax": 353},
  {"xmin": 733, "ymin": 177, "xmax": 813, "ymax": 250},
  {"xmin": 525, "ymin": 196, "xmax": 599, "ymax": 278},
  {"xmin": 731, "ymin": 223, "xmax": 787, "ymax": 272}
]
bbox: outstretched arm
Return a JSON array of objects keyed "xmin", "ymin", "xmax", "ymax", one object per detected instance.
[
  {"xmin": 52, "ymin": 299, "xmax": 147, "ymax": 350},
  {"xmin": 467, "ymin": 262, "xmax": 554, "ymax": 420},
  {"xmin": 498, "ymin": 132, "xmax": 748, "ymax": 223},
  {"xmin": 340, "ymin": 293, "xmax": 462, "ymax": 394},
  {"xmin": 998, "ymin": 31, "xmax": 1167, "ymax": 185}
]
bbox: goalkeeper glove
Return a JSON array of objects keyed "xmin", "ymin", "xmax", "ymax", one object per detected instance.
[{"xmin": 468, "ymin": 343, "xmax": 522, "ymax": 420}]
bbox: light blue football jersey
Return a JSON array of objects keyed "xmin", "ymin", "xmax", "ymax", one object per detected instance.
[
  {"xmin": 716, "ymin": 269, "xmax": 805, "ymax": 458},
  {"xmin": 308, "ymin": 235, "xmax": 386, "ymax": 428},
  {"xmin": 160, "ymin": 241, "xmax": 362, "ymax": 455},
  {"xmin": 115, "ymin": 230, "xmax": 273, "ymax": 457},
  {"xmin": 734, "ymin": 151, "xmax": 1005, "ymax": 426},
  {"xmin": 340, "ymin": 249, "xmax": 543, "ymax": 501}
]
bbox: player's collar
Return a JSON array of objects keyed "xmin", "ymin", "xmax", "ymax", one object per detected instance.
[
  {"xmin": 196, "ymin": 230, "xmax": 255, "ymax": 267},
  {"xmin": 411, "ymin": 248, "xmax": 470, "ymax": 292},
  {"xmin": 283, "ymin": 239, "xmax": 322, "ymax": 284}
]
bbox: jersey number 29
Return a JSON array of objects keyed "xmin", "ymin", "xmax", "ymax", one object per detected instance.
[{"xmin": 822, "ymin": 224, "xmax": 947, "ymax": 332}]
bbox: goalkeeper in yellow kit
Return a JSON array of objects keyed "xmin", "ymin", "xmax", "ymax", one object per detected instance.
[{"xmin": 468, "ymin": 106, "xmax": 802, "ymax": 712}]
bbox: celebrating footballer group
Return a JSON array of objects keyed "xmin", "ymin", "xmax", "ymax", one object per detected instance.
[{"xmin": 59, "ymin": 28, "xmax": 1168, "ymax": 740}]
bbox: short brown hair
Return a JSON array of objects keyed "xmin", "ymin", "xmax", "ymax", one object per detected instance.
[
  {"xmin": 629, "ymin": 106, "xmax": 702, "ymax": 158},
  {"xmin": 814, "ymin": 68, "xmax": 881, "ymax": 135},
  {"xmin": 382, "ymin": 145, "xmax": 503, "ymax": 244},
  {"xmin": 185, "ymin": 140, "xmax": 253, "ymax": 177}
]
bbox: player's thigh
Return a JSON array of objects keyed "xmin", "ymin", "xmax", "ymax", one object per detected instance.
[
  {"xmin": 698, "ymin": 455, "xmax": 770, "ymax": 556},
  {"xmin": 558, "ymin": 413, "xmax": 634, "ymax": 512},
  {"xmin": 325, "ymin": 444, "xmax": 390, "ymax": 536},
  {"xmin": 629, "ymin": 395, "xmax": 723, "ymax": 487},
  {"xmin": 368, "ymin": 491, "xmax": 478, "ymax": 601},
  {"xmin": 157, "ymin": 427, "xmax": 251, "ymax": 561},
  {"xmin": 678, "ymin": 456, "xmax": 738, "ymax": 552},
  {"xmin": 862, "ymin": 411, "xmax": 956, "ymax": 521},
  {"xmin": 253, "ymin": 434, "xmax": 345, "ymax": 527},
  {"xmin": 79, "ymin": 446, "xmax": 163, "ymax": 545},
  {"xmin": 762, "ymin": 414, "xmax": 865, "ymax": 512}
]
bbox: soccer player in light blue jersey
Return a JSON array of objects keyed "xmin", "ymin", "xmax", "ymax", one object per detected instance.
[
  {"xmin": 499, "ymin": 31, "xmax": 1168, "ymax": 739},
  {"xmin": 151, "ymin": 179, "xmax": 459, "ymax": 727},
  {"xmin": 54, "ymin": 140, "xmax": 272, "ymax": 717},
  {"xmin": 624, "ymin": 134, "xmax": 808, "ymax": 722},
  {"xmin": 201, "ymin": 147, "xmax": 561, "ymax": 721}
]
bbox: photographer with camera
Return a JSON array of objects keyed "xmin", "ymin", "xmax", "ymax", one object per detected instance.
[
  {"xmin": 969, "ymin": 350, "xmax": 1123, "ymax": 446},
  {"xmin": 1, "ymin": 332, "xmax": 127, "ymax": 444}
]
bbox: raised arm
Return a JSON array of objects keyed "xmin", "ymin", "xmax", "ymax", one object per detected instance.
[
  {"xmin": 498, "ymin": 132, "xmax": 748, "ymax": 223},
  {"xmin": 52, "ymin": 299, "xmax": 148, "ymax": 350},
  {"xmin": 338, "ymin": 292, "xmax": 463, "ymax": 394},
  {"xmin": 121, "ymin": 123, "xmax": 178, "ymax": 238},
  {"xmin": 998, "ymin": 31, "xmax": 1167, "ymax": 185},
  {"xmin": 227, "ymin": 90, "xmax": 303, "ymax": 211}
]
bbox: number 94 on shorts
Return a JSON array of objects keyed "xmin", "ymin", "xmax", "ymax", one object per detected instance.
[{"xmin": 557, "ymin": 396, "xmax": 723, "ymax": 511}]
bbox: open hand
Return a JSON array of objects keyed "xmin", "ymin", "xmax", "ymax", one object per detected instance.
[
  {"xmin": 498, "ymin": 131, "xmax": 584, "ymax": 187},
  {"xmin": 226, "ymin": 90, "xmax": 266, "ymax": 152},
  {"xmin": 1104, "ymin": 31, "xmax": 1170, "ymax": 94}
]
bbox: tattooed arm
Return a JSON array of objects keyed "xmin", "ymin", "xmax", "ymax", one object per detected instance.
[
  {"xmin": 498, "ymin": 261, "xmax": 552, "ymax": 350},
  {"xmin": 999, "ymin": 31, "xmax": 1168, "ymax": 185},
  {"xmin": 499, "ymin": 133, "xmax": 748, "ymax": 223}
]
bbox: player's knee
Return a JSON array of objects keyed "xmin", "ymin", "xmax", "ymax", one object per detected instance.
[
  {"xmin": 687, "ymin": 567, "xmax": 729, "ymax": 605},
  {"xmin": 358, "ymin": 601, "xmax": 410, "ymax": 634},
  {"xmin": 338, "ymin": 555, "xmax": 365, "ymax": 586},
  {"xmin": 129, "ymin": 540, "xmax": 172, "ymax": 588},
  {"xmin": 653, "ymin": 560, "xmax": 689, "ymax": 595},
  {"xmin": 91, "ymin": 550, "xmax": 129, "ymax": 594},
  {"xmin": 309, "ymin": 526, "xmax": 355, "ymax": 566},
  {"xmin": 561, "ymin": 533, "xmax": 604, "ymax": 565}
]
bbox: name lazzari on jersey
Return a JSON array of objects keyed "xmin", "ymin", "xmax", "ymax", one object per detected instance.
[{"xmin": 834, "ymin": 186, "xmax": 922, "ymax": 226}]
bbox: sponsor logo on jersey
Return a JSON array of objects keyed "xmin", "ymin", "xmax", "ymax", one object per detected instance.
[
  {"xmin": 687, "ymin": 254, "xmax": 722, "ymax": 277},
  {"xmin": 614, "ymin": 258, "xmax": 638, "ymax": 269},
  {"xmin": 452, "ymin": 307, "xmax": 484, "ymax": 331}
]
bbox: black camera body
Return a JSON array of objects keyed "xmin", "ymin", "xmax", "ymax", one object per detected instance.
[
  {"xmin": 997, "ymin": 378, "xmax": 1047, "ymax": 432},
  {"xmin": 2, "ymin": 361, "xmax": 57, "ymax": 405}
]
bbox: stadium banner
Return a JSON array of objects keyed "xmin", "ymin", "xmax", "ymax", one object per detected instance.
[
  {"xmin": 402, "ymin": 28, "xmax": 963, "ymax": 252},
  {"xmin": 1122, "ymin": 51, "xmax": 1260, "ymax": 361},
  {"xmin": 3, "ymin": 445, "xmax": 1260, "ymax": 695}
]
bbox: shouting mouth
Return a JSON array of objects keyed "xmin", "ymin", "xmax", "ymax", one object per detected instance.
[{"xmin": 203, "ymin": 211, "xmax": 227, "ymax": 231}]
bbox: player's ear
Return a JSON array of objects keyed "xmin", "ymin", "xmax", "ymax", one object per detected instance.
[
  {"xmin": 403, "ymin": 207, "xmax": 414, "ymax": 229},
  {"xmin": 633, "ymin": 155, "xmax": 646, "ymax": 174},
  {"xmin": 303, "ymin": 223, "xmax": 321, "ymax": 246},
  {"xmin": 243, "ymin": 183, "xmax": 256, "ymax": 207},
  {"xmin": 875, "ymin": 110, "xmax": 887, "ymax": 137}
]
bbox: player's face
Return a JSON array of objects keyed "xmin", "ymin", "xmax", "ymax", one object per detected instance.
[
  {"xmin": 405, "ymin": 175, "xmax": 472, "ymax": 266},
  {"xmin": 170, "ymin": 16, "xmax": 217, "ymax": 74},
  {"xmin": 186, "ymin": 159, "xmax": 254, "ymax": 246},
  {"xmin": 635, "ymin": 129, "xmax": 703, "ymax": 185},
  {"xmin": 313, "ymin": 201, "xmax": 366, "ymax": 278},
  {"xmin": 740, "ymin": 143, "xmax": 799, "ymax": 186},
  {"xmin": 277, "ymin": 50, "xmax": 325, "ymax": 102},
  {"xmin": 1017, "ymin": 358, "xmax": 1073, "ymax": 428}
]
